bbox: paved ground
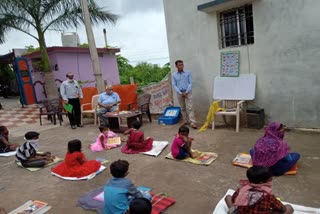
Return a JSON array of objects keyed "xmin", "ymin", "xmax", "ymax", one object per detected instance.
[{"xmin": 0, "ymin": 100, "xmax": 320, "ymax": 213}]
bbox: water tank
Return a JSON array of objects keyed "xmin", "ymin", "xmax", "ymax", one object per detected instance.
[{"xmin": 61, "ymin": 32, "xmax": 80, "ymax": 47}]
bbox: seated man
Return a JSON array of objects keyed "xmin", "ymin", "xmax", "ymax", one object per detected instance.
[{"xmin": 97, "ymin": 85, "xmax": 121, "ymax": 126}]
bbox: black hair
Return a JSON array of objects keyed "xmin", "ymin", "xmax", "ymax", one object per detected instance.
[
  {"xmin": 0, "ymin": 126, "xmax": 7, "ymax": 134},
  {"xmin": 68, "ymin": 139, "xmax": 82, "ymax": 153},
  {"xmin": 178, "ymin": 125, "xmax": 189, "ymax": 135},
  {"xmin": 25, "ymin": 131, "xmax": 40, "ymax": 140},
  {"xmin": 99, "ymin": 125, "xmax": 110, "ymax": 132},
  {"xmin": 247, "ymin": 166, "xmax": 272, "ymax": 184},
  {"xmin": 110, "ymin": 159, "xmax": 129, "ymax": 178},
  {"xmin": 175, "ymin": 60, "xmax": 183, "ymax": 66},
  {"xmin": 131, "ymin": 120, "xmax": 142, "ymax": 130},
  {"xmin": 129, "ymin": 198, "xmax": 152, "ymax": 214}
]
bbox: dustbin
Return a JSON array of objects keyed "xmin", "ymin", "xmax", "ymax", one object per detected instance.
[{"xmin": 246, "ymin": 107, "xmax": 265, "ymax": 129}]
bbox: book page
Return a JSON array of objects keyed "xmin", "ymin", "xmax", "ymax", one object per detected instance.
[{"xmin": 108, "ymin": 137, "xmax": 121, "ymax": 145}]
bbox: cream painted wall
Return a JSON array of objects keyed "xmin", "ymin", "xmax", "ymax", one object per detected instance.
[{"xmin": 163, "ymin": 0, "xmax": 320, "ymax": 128}]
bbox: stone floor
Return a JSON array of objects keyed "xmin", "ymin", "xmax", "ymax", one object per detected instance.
[{"xmin": 0, "ymin": 98, "xmax": 320, "ymax": 213}]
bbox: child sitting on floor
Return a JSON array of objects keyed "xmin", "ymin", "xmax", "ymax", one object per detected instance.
[
  {"xmin": 104, "ymin": 159, "xmax": 151, "ymax": 214},
  {"xmin": 51, "ymin": 139, "xmax": 101, "ymax": 177},
  {"xmin": 16, "ymin": 131, "xmax": 54, "ymax": 168},
  {"xmin": 0, "ymin": 126, "xmax": 19, "ymax": 153},
  {"xmin": 90, "ymin": 125, "xmax": 118, "ymax": 152},
  {"xmin": 171, "ymin": 125, "xmax": 195, "ymax": 159},
  {"xmin": 225, "ymin": 166, "xmax": 294, "ymax": 214},
  {"xmin": 128, "ymin": 198, "xmax": 152, "ymax": 214},
  {"xmin": 121, "ymin": 121, "xmax": 153, "ymax": 154}
]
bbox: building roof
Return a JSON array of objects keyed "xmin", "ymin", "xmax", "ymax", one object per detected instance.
[
  {"xmin": 23, "ymin": 46, "xmax": 120, "ymax": 59},
  {"xmin": 198, "ymin": 0, "xmax": 254, "ymax": 12},
  {"xmin": 0, "ymin": 52, "xmax": 15, "ymax": 65}
]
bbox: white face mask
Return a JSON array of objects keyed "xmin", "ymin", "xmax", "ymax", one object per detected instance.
[{"xmin": 68, "ymin": 78, "xmax": 74, "ymax": 82}]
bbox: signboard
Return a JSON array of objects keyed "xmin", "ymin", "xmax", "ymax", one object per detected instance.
[
  {"xmin": 220, "ymin": 51, "xmax": 240, "ymax": 77},
  {"xmin": 141, "ymin": 77, "xmax": 172, "ymax": 114}
]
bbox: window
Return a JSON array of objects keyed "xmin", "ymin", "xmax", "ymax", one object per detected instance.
[{"xmin": 220, "ymin": 4, "xmax": 254, "ymax": 48}]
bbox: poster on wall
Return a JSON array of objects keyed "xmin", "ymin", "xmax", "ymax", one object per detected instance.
[{"xmin": 220, "ymin": 51, "xmax": 240, "ymax": 77}]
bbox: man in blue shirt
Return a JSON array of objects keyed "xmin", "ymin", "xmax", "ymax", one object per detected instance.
[
  {"xmin": 172, "ymin": 60, "xmax": 197, "ymax": 129},
  {"xmin": 97, "ymin": 85, "xmax": 121, "ymax": 126}
]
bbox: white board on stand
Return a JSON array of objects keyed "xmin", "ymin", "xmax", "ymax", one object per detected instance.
[{"xmin": 213, "ymin": 74, "xmax": 256, "ymax": 100}]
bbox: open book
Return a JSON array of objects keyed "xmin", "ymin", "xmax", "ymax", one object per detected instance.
[
  {"xmin": 9, "ymin": 200, "xmax": 51, "ymax": 214},
  {"xmin": 232, "ymin": 153, "xmax": 253, "ymax": 168},
  {"xmin": 107, "ymin": 137, "xmax": 121, "ymax": 146}
]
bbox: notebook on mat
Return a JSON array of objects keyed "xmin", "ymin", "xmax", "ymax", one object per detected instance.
[
  {"xmin": 9, "ymin": 200, "xmax": 51, "ymax": 214},
  {"xmin": 141, "ymin": 141, "xmax": 169, "ymax": 157}
]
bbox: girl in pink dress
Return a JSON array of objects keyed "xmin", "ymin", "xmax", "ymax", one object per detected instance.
[
  {"xmin": 90, "ymin": 125, "xmax": 118, "ymax": 152},
  {"xmin": 121, "ymin": 121, "xmax": 153, "ymax": 154}
]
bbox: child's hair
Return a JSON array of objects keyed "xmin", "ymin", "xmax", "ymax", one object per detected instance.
[
  {"xmin": 129, "ymin": 198, "xmax": 152, "ymax": 214},
  {"xmin": 99, "ymin": 125, "xmax": 110, "ymax": 132},
  {"xmin": 0, "ymin": 126, "xmax": 7, "ymax": 134},
  {"xmin": 247, "ymin": 166, "xmax": 272, "ymax": 184},
  {"xmin": 178, "ymin": 125, "xmax": 189, "ymax": 135},
  {"xmin": 25, "ymin": 131, "xmax": 40, "ymax": 140},
  {"xmin": 131, "ymin": 120, "xmax": 142, "ymax": 130},
  {"xmin": 110, "ymin": 159, "xmax": 129, "ymax": 178},
  {"xmin": 68, "ymin": 139, "xmax": 82, "ymax": 153}
]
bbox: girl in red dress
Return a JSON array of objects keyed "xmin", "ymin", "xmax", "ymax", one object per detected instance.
[
  {"xmin": 121, "ymin": 121, "xmax": 153, "ymax": 154},
  {"xmin": 51, "ymin": 139, "xmax": 101, "ymax": 177}
]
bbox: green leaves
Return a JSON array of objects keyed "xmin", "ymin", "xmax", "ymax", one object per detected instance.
[{"xmin": 117, "ymin": 55, "xmax": 170, "ymax": 87}]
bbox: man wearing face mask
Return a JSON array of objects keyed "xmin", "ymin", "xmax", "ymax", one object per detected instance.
[
  {"xmin": 60, "ymin": 72, "xmax": 83, "ymax": 129},
  {"xmin": 97, "ymin": 85, "xmax": 121, "ymax": 126}
]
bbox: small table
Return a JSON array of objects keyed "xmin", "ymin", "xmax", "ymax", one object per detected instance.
[{"xmin": 107, "ymin": 111, "xmax": 142, "ymax": 133}]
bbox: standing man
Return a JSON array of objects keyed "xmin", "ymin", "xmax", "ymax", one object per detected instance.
[
  {"xmin": 97, "ymin": 85, "xmax": 121, "ymax": 126},
  {"xmin": 172, "ymin": 60, "xmax": 197, "ymax": 129},
  {"xmin": 60, "ymin": 72, "xmax": 83, "ymax": 129}
]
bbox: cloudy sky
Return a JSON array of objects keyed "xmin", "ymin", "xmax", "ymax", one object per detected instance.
[{"xmin": 0, "ymin": 0, "xmax": 169, "ymax": 66}]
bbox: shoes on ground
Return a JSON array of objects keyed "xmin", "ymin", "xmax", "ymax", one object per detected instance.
[
  {"xmin": 71, "ymin": 125, "xmax": 77, "ymax": 129},
  {"xmin": 77, "ymin": 124, "xmax": 83, "ymax": 127},
  {"xmin": 191, "ymin": 123, "xmax": 197, "ymax": 129}
]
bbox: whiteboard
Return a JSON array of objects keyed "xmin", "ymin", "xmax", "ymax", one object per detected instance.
[{"xmin": 213, "ymin": 74, "xmax": 256, "ymax": 100}]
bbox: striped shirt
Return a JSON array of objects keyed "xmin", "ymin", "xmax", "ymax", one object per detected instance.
[
  {"xmin": 60, "ymin": 80, "xmax": 83, "ymax": 101},
  {"xmin": 16, "ymin": 141, "xmax": 39, "ymax": 162}
]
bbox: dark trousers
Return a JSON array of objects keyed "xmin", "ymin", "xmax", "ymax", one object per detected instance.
[
  {"xmin": 22, "ymin": 159, "xmax": 46, "ymax": 168},
  {"xmin": 68, "ymin": 98, "xmax": 81, "ymax": 126}
]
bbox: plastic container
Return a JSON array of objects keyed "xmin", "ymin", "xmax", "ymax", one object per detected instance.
[{"xmin": 158, "ymin": 107, "xmax": 181, "ymax": 125}]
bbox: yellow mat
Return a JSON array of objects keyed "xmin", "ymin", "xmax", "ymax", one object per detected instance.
[
  {"xmin": 16, "ymin": 157, "xmax": 62, "ymax": 172},
  {"xmin": 165, "ymin": 150, "xmax": 218, "ymax": 165}
]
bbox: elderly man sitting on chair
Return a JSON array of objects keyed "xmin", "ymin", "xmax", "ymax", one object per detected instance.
[{"xmin": 97, "ymin": 85, "xmax": 121, "ymax": 126}]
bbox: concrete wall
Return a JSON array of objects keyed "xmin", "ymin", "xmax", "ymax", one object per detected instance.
[{"xmin": 163, "ymin": 0, "xmax": 320, "ymax": 128}]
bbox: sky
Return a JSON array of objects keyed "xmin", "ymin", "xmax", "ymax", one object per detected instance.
[{"xmin": 0, "ymin": 0, "xmax": 169, "ymax": 66}]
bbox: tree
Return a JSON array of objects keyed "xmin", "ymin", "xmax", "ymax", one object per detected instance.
[
  {"xmin": 117, "ymin": 55, "xmax": 170, "ymax": 87},
  {"xmin": 0, "ymin": 0, "xmax": 118, "ymax": 98}
]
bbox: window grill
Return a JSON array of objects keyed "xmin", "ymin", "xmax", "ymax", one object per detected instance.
[{"xmin": 220, "ymin": 5, "xmax": 254, "ymax": 48}]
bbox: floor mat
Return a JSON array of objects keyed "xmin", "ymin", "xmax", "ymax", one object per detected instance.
[
  {"xmin": 77, "ymin": 187, "xmax": 176, "ymax": 214},
  {"xmin": 0, "ymin": 151, "xmax": 16, "ymax": 157},
  {"xmin": 140, "ymin": 141, "xmax": 169, "ymax": 157},
  {"xmin": 16, "ymin": 157, "xmax": 62, "ymax": 172},
  {"xmin": 232, "ymin": 153, "xmax": 298, "ymax": 175},
  {"xmin": 213, "ymin": 189, "xmax": 320, "ymax": 214},
  {"xmin": 51, "ymin": 165, "xmax": 106, "ymax": 181},
  {"xmin": 165, "ymin": 150, "xmax": 218, "ymax": 165}
]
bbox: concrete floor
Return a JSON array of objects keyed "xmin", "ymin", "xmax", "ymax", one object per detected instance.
[{"xmin": 0, "ymin": 120, "xmax": 320, "ymax": 214}]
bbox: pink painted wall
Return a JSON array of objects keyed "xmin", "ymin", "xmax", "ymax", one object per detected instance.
[{"xmin": 29, "ymin": 51, "xmax": 119, "ymax": 102}]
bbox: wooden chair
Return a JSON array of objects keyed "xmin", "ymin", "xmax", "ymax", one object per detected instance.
[
  {"xmin": 56, "ymin": 101, "xmax": 68, "ymax": 126},
  {"xmin": 81, "ymin": 94, "xmax": 99, "ymax": 125},
  {"xmin": 127, "ymin": 93, "xmax": 152, "ymax": 123},
  {"xmin": 39, "ymin": 98, "xmax": 60, "ymax": 126},
  {"xmin": 212, "ymin": 100, "xmax": 245, "ymax": 133}
]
